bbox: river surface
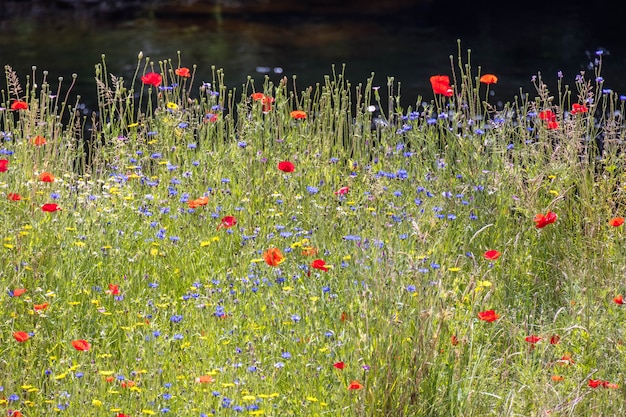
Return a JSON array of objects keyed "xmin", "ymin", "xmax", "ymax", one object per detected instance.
[{"xmin": 1, "ymin": 2, "xmax": 625, "ymax": 113}]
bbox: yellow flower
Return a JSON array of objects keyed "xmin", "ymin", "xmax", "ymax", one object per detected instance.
[{"xmin": 166, "ymin": 102, "xmax": 178, "ymax": 109}]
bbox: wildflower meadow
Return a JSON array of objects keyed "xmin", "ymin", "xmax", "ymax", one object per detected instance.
[{"xmin": 2, "ymin": 42, "xmax": 626, "ymax": 416}]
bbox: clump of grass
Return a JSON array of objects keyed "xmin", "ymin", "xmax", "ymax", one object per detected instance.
[{"xmin": 1, "ymin": 41, "xmax": 626, "ymax": 417}]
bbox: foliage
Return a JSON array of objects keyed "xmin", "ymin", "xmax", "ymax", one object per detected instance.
[{"xmin": 1, "ymin": 42, "xmax": 626, "ymax": 417}]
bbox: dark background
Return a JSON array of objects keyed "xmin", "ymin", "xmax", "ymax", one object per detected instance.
[{"xmin": 1, "ymin": 0, "xmax": 624, "ymax": 112}]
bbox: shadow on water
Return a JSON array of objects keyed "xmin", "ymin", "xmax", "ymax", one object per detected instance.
[{"xmin": 1, "ymin": 0, "xmax": 625, "ymax": 114}]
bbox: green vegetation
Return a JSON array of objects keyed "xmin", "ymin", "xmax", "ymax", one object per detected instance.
[{"xmin": 1, "ymin": 43, "xmax": 626, "ymax": 416}]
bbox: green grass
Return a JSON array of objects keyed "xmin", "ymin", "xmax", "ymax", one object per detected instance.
[{"xmin": 2, "ymin": 42, "xmax": 626, "ymax": 416}]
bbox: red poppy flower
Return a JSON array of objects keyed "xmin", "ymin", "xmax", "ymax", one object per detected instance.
[
  {"xmin": 333, "ymin": 361, "xmax": 345, "ymax": 370},
  {"xmin": 12, "ymin": 288, "xmax": 27, "ymax": 297},
  {"xmin": 477, "ymin": 309, "xmax": 499, "ymax": 322},
  {"xmin": 195, "ymin": 375, "xmax": 215, "ymax": 384},
  {"xmin": 539, "ymin": 109, "xmax": 556, "ymax": 122},
  {"xmin": 546, "ymin": 121, "xmax": 559, "ymax": 130},
  {"xmin": 588, "ymin": 379, "xmax": 603, "ymax": 388},
  {"xmin": 175, "ymin": 67, "xmax": 191, "ymax": 77},
  {"xmin": 609, "ymin": 217, "xmax": 624, "ymax": 227},
  {"xmin": 13, "ymin": 331, "xmax": 30, "ymax": 342},
  {"xmin": 534, "ymin": 210, "xmax": 558, "ymax": 228},
  {"xmin": 261, "ymin": 96, "xmax": 274, "ymax": 113},
  {"xmin": 525, "ymin": 335, "xmax": 542, "ymax": 344},
  {"xmin": 39, "ymin": 172, "xmax": 55, "ymax": 182},
  {"xmin": 429, "ymin": 75, "xmax": 453, "ymax": 97},
  {"xmin": 8, "ymin": 193, "xmax": 21, "ymax": 201},
  {"xmin": 10, "ymin": 100, "xmax": 28, "ymax": 111},
  {"xmin": 263, "ymin": 247, "xmax": 285, "ymax": 267},
  {"xmin": 42, "ymin": 203, "xmax": 60, "ymax": 212},
  {"xmin": 570, "ymin": 103, "xmax": 588, "ymax": 114},
  {"xmin": 116, "ymin": 414, "xmax": 130, "ymax": 417},
  {"xmin": 550, "ymin": 334, "xmax": 560, "ymax": 344},
  {"xmin": 278, "ymin": 161, "xmax": 295, "ymax": 173},
  {"xmin": 348, "ymin": 381, "xmax": 363, "ymax": 390},
  {"xmin": 451, "ymin": 335, "xmax": 459, "ymax": 346},
  {"xmin": 340, "ymin": 311, "xmax": 349, "ymax": 321},
  {"xmin": 334, "ymin": 186, "xmax": 349, "ymax": 195},
  {"xmin": 479, "ymin": 74, "xmax": 498, "ymax": 84},
  {"xmin": 10, "ymin": 411, "xmax": 24, "ymax": 417},
  {"xmin": 251, "ymin": 92, "xmax": 265, "ymax": 101},
  {"xmin": 187, "ymin": 196, "xmax": 209, "ymax": 209},
  {"xmin": 614, "ymin": 295, "xmax": 624, "ymax": 305},
  {"xmin": 538, "ymin": 109, "xmax": 559, "ymax": 129},
  {"xmin": 107, "ymin": 284, "xmax": 120, "ymax": 295},
  {"xmin": 34, "ymin": 302, "xmax": 49, "ymax": 311},
  {"xmin": 217, "ymin": 215, "xmax": 237, "ymax": 230},
  {"xmin": 311, "ymin": 259, "xmax": 329, "ymax": 272},
  {"xmin": 141, "ymin": 72, "xmax": 162, "ymax": 87},
  {"xmin": 72, "ymin": 339, "xmax": 91, "ymax": 351},
  {"xmin": 0, "ymin": 159, "xmax": 8, "ymax": 172},
  {"xmin": 32, "ymin": 135, "xmax": 47, "ymax": 146},
  {"xmin": 290, "ymin": 110, "xmax": 307, "ymax": 119},
  {"xmin": 206, "ymin": 113, "xmax": 219, "ymax": 123},
  {"xmin": 483, "ymin": 250, "xmax": 501, "ymax": 260}
]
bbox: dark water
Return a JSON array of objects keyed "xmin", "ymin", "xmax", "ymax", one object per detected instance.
[{"xmin": 1, "ymin": 2, "xmax": 625, "ymax": 113}]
